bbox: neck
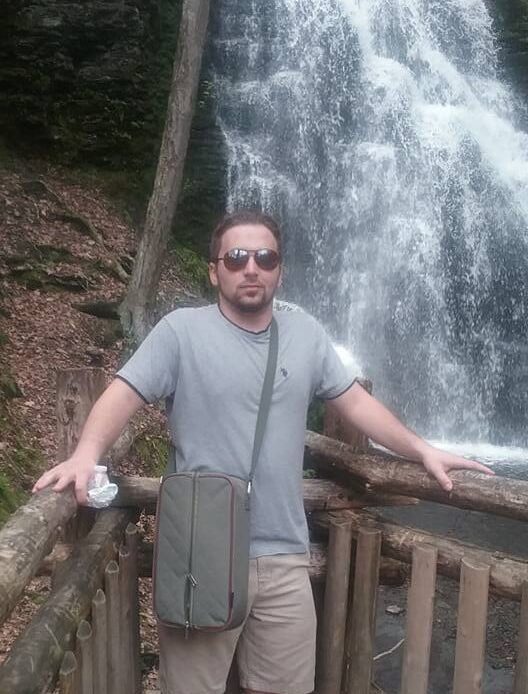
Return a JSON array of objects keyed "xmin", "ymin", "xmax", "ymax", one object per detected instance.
[{"xmin": 217, "ymin": 297, "xmax": 273, "ymax": 333}]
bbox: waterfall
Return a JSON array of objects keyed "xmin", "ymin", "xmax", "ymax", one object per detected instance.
[{"xmin": 210, "ymin": 0, "xmax": 528, "ymax": 447}]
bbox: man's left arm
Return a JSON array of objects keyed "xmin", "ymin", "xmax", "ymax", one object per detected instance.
[{"xmin": 328, "ymin": 381, "xmax": 494, "ymax": 491}]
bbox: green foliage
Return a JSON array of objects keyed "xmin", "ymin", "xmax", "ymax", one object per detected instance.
[
  {"xmin": 0, "ymin": 328, "xmax": 46, "ymax": 525},
  {"xmin": 307, "ymin": 399, "xmax": 325, "ymax": 434},
  {"xmin": 0, "ymin": 472, "xmax": 22, "ymax": 526},
  {"xmin": 0, "ymin": 405, "xmax": 46, "ymax": 527},
  {"xmin": 133, "ymin": 432, "xmax": 170, "ymax": 477},
  {"xmin": 171, "ymin": 243, "xmax": 211, "ymax": 296}
]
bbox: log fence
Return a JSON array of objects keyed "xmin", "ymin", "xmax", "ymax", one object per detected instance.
[{"xmin": 0, "ymin": 367, "xmax": 527, "ymax": 693}]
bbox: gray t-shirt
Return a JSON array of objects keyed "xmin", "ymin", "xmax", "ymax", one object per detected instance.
[{"xmin": 117, "ymin": 304, "xmax": 355, "ymax": 557}]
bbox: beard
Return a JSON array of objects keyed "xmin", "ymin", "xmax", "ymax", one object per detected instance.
[{"xmin": 220, "ymin": 285, "xmax": 276, "ymax": 313}]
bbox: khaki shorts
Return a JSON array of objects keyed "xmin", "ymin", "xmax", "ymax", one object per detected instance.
[{"xmin": 158, "ymin": 553, "xmax": 316, "ymax": 694}]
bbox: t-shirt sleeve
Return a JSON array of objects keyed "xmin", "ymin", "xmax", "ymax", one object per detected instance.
[
  {"xmin": 312, "ymin": 319, "xmax": 357, "ymax": 400},
  {"xmin": 116, "ymin": 317, "xmax": 180, "ymax": 404}
]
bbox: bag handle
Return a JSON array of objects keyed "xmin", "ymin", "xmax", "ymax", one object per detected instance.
[{"xmin": 248, "ymin": 316, "xmax": 278, "ymax": 488}]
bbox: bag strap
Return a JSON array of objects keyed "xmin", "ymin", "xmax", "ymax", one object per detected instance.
[{"xmin": 248, "ymin": 316, "xmax": 279, "ymax": 486}]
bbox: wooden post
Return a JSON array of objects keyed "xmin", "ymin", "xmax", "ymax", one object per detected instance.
[
  {"xmin": 514, "ymin": 582, "xmax": 528, "ymax": 694},
  {"xmin": 0, "ymin": 509, "xmax": 132, "ymax": 693},
  {"xmin": 344, "ymin": 527, "xmax": 381, "ymax": 694},
  {"xmin": 119, "ymin": 545, "xmax": 134, "ymax": 694},
  {"xmin": 56, "ymin": 369, "xmax": 107, "ymax": 460},
  {"xmin": 105, "ymin": 560, "xmax": 121, "ymax": 694},
  {"xmin": 400, "ymin": 545, "xmax": 438, "ymax": 694},
  {"xmin": 92, "ymin": 589, "xmax": 107, "ymax": 694},
  {"xmin": 453, "ymin": 558, "xmax": 490, "ymax": 694},
  {"xmin": 59, "ymin": 651, "xmax": 77, "ymax": 694},
  {"xmin": 324, "ymin": 379, "xmax": 372, "ymax": 453},
  {"xmin": 126, "ymin": 523, "xmax": 142, "ymax": 694},
  {"xmin": 56, "ymin": 368, "xmax": 106, "ymax": 540},
  {"xmin": 76, "ymin": 619, "xmax": 93, "ymax": 694},
  {"xmin": 318, "ymin": 517, "xmax": 354, "ymax": 694}
]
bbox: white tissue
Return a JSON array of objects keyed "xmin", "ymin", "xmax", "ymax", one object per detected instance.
[{"xmin": 86, "ymin": 465, "xmax": 118, "ymax": 509}]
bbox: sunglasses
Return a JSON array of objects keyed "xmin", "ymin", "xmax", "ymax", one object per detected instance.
[{"xmin": 215, "ymin": 248, "xmax": 281, "ymax": 272}]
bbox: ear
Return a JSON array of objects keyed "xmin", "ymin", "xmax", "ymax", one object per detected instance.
[{"xmin": 208, "ymin": 261, "xmax": 219, "ymax": 287}]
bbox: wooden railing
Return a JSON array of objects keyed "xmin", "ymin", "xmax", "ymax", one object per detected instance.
[{"xmin": 0, "ymin": 368, "xmax": 527, "ymax": 694}]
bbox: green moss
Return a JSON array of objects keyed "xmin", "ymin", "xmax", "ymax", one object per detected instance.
[
  {"xmin": 0, "ymin": 373, "xmax": 23, "ymax": 399},
  {"xmin": 35, "ymin": 245, "xmax": 76, "ymax": 264},
  {"xmin": 0, "ymin": 473, "xmax": 22, "ymax": 526},
  {"xmin": 307, "ymin": 399, "xmax": 325, "ymax": 434},
  {"xmin": 171, "ymin": 243, "xmax": 211, "ymax": 296},
  {"xmin": 0, "ymin": 431, "xmax": 46, "ymax": 527},
  {"xmin": 0, "ymin": 368, "xmax": 46, "ymax": 526},
  {"xmin": 133, "ymin": 433, "xmax": 170, "ymax": 477}
]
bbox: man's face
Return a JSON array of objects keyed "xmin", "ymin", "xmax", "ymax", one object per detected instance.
[{"xmin": 209, "ymin": 224, "xmax": 282, "ymax": 314}]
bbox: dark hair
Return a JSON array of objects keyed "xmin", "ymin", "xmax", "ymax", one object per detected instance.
[{"xmin": 209, "ymin": 210, "xmax": 282, "ymax": 261}]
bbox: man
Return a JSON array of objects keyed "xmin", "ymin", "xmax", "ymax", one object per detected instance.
[{"xmin": 33, "ymin": 210, "xmax": 493, "ymax": 694}]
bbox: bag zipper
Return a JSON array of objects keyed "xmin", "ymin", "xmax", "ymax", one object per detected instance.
[{"xmin": 185, "ymin": 472, "xmax": 199, "ymax": 637}]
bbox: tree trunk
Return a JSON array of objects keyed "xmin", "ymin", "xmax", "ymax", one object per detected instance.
[{"xmin": 119, "ymin": 0, "xmax": 211, "ymax": 341}]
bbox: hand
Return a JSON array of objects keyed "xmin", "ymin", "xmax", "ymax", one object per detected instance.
[
  {"xmin": 420, "ymin": 447, "xmax": 495, "ymax": 492},
  {"xmin": 32, "ymin": 457, "xmax": 97, "ymax": 505}
]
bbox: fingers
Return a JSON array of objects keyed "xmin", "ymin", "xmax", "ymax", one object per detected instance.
[
  {"xmin": 74, "ymin": 471, "xmax": 91, "ymax": 505},
  {"xmin": 32, "ymin": 463, "xmax": 91, "ymax": 505},
  {"xmin": 449, "ymin": 458, "xmax": 495, "ymax": 476},
  {"xmin": 32, "ymin": 468, "xmax": 61, "ymax": 493},
  {"xmin": 432, "ymin": 468, "xmax": 453, "ymax": 492}
]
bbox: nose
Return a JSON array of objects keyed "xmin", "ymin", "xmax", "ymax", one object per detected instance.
[{"xmin": 243, "ymin": 255, "xmax": 259, "ymax": 275}]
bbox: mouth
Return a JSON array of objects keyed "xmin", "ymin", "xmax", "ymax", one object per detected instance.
[{"xmin": 239, "ymin": 284, "xmax": 264, "ymax": 290}]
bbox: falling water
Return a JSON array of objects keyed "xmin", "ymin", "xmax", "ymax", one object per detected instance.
[{"xmin": 210, "ymin": 0, "xmax": 528, "ymax": 447}]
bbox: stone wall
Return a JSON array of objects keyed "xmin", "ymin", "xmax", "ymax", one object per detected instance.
[
  {"xmin": 0, "ymin": 0, "xmax": 227, "ymax": 246},
  {"xmin": 0, "ymin": 0, "xmax": 165, "ymax": 168}
]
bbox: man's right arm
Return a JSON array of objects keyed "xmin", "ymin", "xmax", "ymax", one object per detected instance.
[{"xmin": 32, "ymin": 378, "xmax": 146, "ymax": 504}]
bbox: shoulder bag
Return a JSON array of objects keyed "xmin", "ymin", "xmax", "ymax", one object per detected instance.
[{"xmin": 153, "ymin": 318, "xmax": 278, "ymax": 633}]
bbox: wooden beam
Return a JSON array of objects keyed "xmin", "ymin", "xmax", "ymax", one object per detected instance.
[
  {"xmin": 106, "ymin": 560, "xmax": 121, "ymax": 694},
  {"xmin": 111, "ymin": 475, "xmax": 417, "ymax": 513},
  {"xmin": 400, "ymin": 545, "xmax": 437, "ymax": 694},
  {"xmin": 318, "ymin": 517, "xmax": 354, "ymax": 694},
  {"xmin": 452, "ymin": 559, "xmax": 489, "ymax": 694},
  {"xmin": 0, "ymin": 488, "xmax": 76, "ymax": 627},
  {"xmin": 306, "ymin": 430, "xmax": 528, "ymax": 523},
  {"xmin": 92, "ymin": 590, "xmax": 107, "ymax": 694},
  {"xmin": 316, "ymin": 509, "xmax": 528, "ymax": 601},
  {"xmin": 345, "ymin": 528, "xmax": 381, "ymax": 694},
  {"xmin": 0, "ymin": 509, "xmax": 132, "ymax": 694},
  {"xmin": 57, "ymin": 369, "xmax": 106, "ymax": 541},
  {"xmin": 125, "ymin": 539, "xmax": 406, "ymax": 586}
]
